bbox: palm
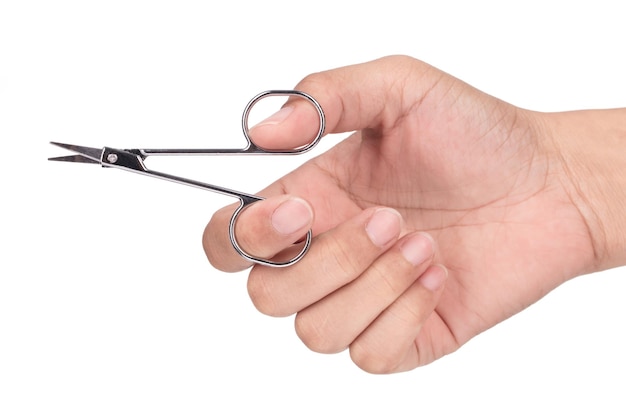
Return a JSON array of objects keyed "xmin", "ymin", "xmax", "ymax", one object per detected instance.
[{"xmin": 277, "ymin": 83, "xmax": 594, "ymax": 363}]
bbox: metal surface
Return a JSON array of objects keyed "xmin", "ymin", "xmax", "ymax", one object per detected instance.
[{"xmin": 49, "ymin": 90, "xmax": 325, "ymax": 267}]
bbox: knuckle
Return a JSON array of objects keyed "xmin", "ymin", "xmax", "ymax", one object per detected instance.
[
  {"xmin": 296, "ymin": 71, "xmax": 333, "ymax": 92},
  {"xmin": 294, "ymin": 310, "xmax": 344, "ymax": 354},
  {"xmin": 350, "ymin": 341, "xmax": 400, "ymax": 375},
  {"xmin": 246, "ymin": 274, "xmax": 276, "ymax": 316},
  {"xmin": 246, "ymin": 270, "xmax": 288, "ymax": 317},
  {"xmin": 202, "ymin": 215, "xmax": 231, "ymax": 270},
  {"xmin": 202, "ymin": 206, "xmax": 251, "ymax": 272},
  {"xmin": 318, "ymin": 234, "xmax": 363, "ymax": 281}
]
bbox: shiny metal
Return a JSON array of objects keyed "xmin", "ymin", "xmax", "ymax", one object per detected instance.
[
  {"xmin": 49, "ymin": 90, "xmax": 325, "ymax": 267},
  {"xmin": 139, "ymin": 90, "xmax": 325, "ymax": 156}
]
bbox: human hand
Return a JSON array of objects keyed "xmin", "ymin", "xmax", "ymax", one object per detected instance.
[{"xmin": 203, "ymin": 55, "xmax": 621, "ymax": 373}]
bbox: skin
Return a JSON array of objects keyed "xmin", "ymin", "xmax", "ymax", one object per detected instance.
[{"xmin": 202, "ymin": 55, "xmax": 626, "ymax": 374}]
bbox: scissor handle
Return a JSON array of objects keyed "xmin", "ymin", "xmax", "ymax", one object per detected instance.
[
  {"xmin": 240, "ymin": 90, "xmax": 325, "ymax": 154},
  {"xmin": 96, "ymin": 90, "xmax": 323, "ymax": 267},
  {"xmin": 228, "ymin": 194, "xmax": 312, "ymax": 267},
  {"xmin": 139, "ymin": 90, "xmax": 325, "ymax": 156},
  {"xmin": 226, "ymin": 90, "xmax": 320, "ymax": 266}
]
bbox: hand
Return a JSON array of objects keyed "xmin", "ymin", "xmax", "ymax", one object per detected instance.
[{"xmin": 203, "ymin": 55, "xmax": 611, "ymax": 373}]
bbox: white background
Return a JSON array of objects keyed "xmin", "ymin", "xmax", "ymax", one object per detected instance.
[{"xmin": 1, "ymin": 1, "xmax": 625, "ymax": 416}]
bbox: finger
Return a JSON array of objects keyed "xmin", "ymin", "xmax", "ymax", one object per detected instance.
[
  {"xmin": 294, "ymin": 232, "xmax": 436, "ymax": 354},
  {"xmin": 248, "ymin": 55, "xmax": 444, "ymax": 149},
  {"xmin": 247, "ymin": 96, "xmax": 322, "ymax": 150},
  {"xmin": 202, "ymin": 195, "xmax": 313, "ymax": 272},
  {"xmin": 247, "ymin": 207, "xmax": 403, "ymax": 317},
  {"xmin": 349, "ymin": 264, "xmax": 448, "ymax": 374}
]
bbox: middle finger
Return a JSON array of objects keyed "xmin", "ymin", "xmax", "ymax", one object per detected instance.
[{"xmin": 246, "ymin": 207, "xmax": 404, "ymax": 317}]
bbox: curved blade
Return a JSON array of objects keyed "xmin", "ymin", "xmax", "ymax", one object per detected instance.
[
  {"xmin": 48, "ymin": 154, "xmax": 100, "ymax": 164},
  {"xmin": 48, "ymin": 142, "xmax": 104, "ymax": 164}
]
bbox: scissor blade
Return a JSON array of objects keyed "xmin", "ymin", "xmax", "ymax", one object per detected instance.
[
  {"xmin": 48, "ymin": 154, "xmax": 100, "ymax": 164},
  {"xmin": 49, "ymin": 141, "xmax": 103, "ymax": 163}
]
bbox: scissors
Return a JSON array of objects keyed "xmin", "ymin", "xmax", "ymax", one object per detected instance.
[{"xmin": 49, "ymin": 90, "xmax": 325, "ymax": 267}]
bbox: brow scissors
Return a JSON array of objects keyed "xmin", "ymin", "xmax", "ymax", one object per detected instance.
[{"xmin": 49, "ymin": 90, "xmax": 325, "ymax": 267}]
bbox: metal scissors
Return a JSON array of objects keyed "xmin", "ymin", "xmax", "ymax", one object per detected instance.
[{"xmin": 49, "ymin": 90, "xmax": 325, "ymax": 267}]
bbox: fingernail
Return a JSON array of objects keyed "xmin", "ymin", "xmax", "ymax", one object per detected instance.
[
  {"xmin": 271, "ymin": 197, "xmax": 313, "ymax": 235},
  {"xmin": 365, "ymin": 208, "xmax": 402, "ymax": 247},
  {"xmin": 252, "ymin": 106, "xmax": 294, "ymax": 128},
  {"xmin": 419, "ymin": 264, "xmax": 448, "ymax": 292},
  {"xmin": 400, "ymin": 232, "xmax": 435, "ymax": 266}
]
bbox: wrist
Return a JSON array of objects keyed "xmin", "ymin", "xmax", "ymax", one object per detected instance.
[{"xmin": 543, "ymin": 108, "xmax": 626, "ymax": 272}]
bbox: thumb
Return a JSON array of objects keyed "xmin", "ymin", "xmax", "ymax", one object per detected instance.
[{"xmin": 248, "ymin": 55, "xmax": 444, "ymax": 150}]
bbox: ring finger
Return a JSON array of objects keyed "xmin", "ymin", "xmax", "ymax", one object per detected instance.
[{"xmin": 294, "ymin": 231, "xmax": 436, "ymax": 354}]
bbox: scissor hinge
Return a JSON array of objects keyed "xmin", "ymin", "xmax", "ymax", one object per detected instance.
[{"xmin": 102, "ymin": 147, "xmax": 148, "ymax": 172}]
